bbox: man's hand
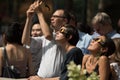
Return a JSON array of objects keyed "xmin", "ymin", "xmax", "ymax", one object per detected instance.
[
  {"xmin": 26, "ymin": 3, "xmax": 35, "ymax": 19},
  {"xmin": 26, "ymin": 0, "xmax": 43, "ymax": 19},
  {"xmin": 33, "ymin": 0, "xmax": 43, "ymax": 13},
  {"xmin": 28, "ymin": 75, "xmax": 42, "ymax": 80}
]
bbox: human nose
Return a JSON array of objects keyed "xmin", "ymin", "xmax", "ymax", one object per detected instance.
[
  {"xmin": 91, "ymin": 40, "xmax": 93, "ymax": 43},
  {"xmin": 51, "ymin": 16, "xmax": 54, "ymax": 20}
]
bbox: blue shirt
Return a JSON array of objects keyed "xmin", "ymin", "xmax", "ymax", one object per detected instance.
[
  {"xmin": 92, "ymin": 30, "xmax": 120, "ymax": 39},
  {"xmin": 76, "ymin": 31, "xmax": 92, "ymax": 55}
]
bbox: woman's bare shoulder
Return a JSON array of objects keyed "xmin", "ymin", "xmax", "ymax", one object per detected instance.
[
  {"xmin": 98, "ymin": 56, "xmax": 109, "ymax": 66},
  {"xmin": 83, "ymin": 54, "xmax": 90, "ymax": 59},
  {"xmin": 99, "ymin": 56, "xmax": 108, "ymax": 61},
  {"xmin": 82, "ymin": 54, "xmax": 90, "ymax": 63},
  {"xmin": 0, "ymin": 47, "xmax": 4, "ymax": 57}
]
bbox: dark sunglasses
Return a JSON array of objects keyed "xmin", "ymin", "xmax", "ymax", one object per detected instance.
[
  {"xmin": 51, "ymin": 15, "xmax": 66, "ymax": 18},
  {"xmin": 93, "ymin": 38, "xmax": 105, "ymax": 47}
]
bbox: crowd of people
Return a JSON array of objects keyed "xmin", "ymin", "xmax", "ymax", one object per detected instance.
[{"xmin": 0, "ymin": 0, "xmax": 120, "ymax": 80}]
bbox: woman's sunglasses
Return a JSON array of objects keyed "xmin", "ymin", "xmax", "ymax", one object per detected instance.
[
  {"xmin": 59, "ymin": 28, "xmax": 67, "ymax": 34},
  {"xmin": 93, "ymin": 38, "xmax": 105, "ymax": 47}
]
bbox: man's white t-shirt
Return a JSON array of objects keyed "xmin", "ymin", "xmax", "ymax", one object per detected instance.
[{"xmin": 30, "ymin": 36, "xmax": 64, "ymax": 78}]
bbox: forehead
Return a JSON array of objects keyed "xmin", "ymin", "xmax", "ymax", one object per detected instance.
[
  {"xmin": 53, "ymin": 10, "xmax": 64, "ymax": 16},
  {"xmin": 32, "ymin": 24, "xmax": 41, "ymax": 29},
  {"xmin": 92, "ymin": 23, "xmax": 104, "ymax": 30},
  {"xmin": 93, "ymin": 23, "xmax": 102, "ymax": 27}
]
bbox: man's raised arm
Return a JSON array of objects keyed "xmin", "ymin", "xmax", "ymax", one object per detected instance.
[
  {"xmin": 35, "ymin": 1, "xmax": 53, "ymax": 40},
  {"xmin": 22, "ymin": 4, "xmax": 34, "ymax": 45}
]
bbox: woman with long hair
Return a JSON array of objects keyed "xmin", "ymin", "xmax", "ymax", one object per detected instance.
[{"xmin": 82, "ymin": 35, "xmax": 115, "ymax": 80}]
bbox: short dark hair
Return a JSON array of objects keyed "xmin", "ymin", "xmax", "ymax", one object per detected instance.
[
  {"xmin": 4, "ymin": 22, "xmax": 23, "ymax": 45},
  {"xmin": 32, "ymin": 13, "xmax": 39, "ymax": 26},
  {"xmin": 63, "ymin": 10, "xmax": 71, "ymax": 24},
  {"xmin": 112, "ymin": 38, "xmax": 120, "ymax": 62},
  {"xmin": 56, "ymin": 9, "xmax": 71, "ymax": 24},
  {"xmin": 62, "ymin": 24, "xmax": 79, "ymax": 46},
  {"xmin": 101, "ymin": 35, "xmax": 116, "ymax": 57}
]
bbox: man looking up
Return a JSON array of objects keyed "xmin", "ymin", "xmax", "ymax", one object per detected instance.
[{"xmin": 22, "ymin": 0, "xmax": 71, "ymax": 79}]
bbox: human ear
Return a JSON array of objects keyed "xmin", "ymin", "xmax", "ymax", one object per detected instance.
[
  {"xmin": 66, "ymin": 35, "xmax": 72, "ymax": 40},
  {"xmin": 64, "ymin": 18, "xmax": 68, "ymax": 24},
  {"xmin": 101, "ymin": 47, "xmax": 108, "ymax": 53}
]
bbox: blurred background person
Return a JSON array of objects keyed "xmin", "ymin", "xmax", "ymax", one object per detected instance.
[
  {"xmin": 68, "ymin": 12, "xmax": 93, "ymax": 54},
  {"xmin": 92, "ymin": 12, "xmax": 120, "ymax": 39},
  {"xmin": 117, "ymin": 18, "xmax": 120, "ymax": 33},
  {"xmin": 31, "ymin": 22, "xmax": 43, "ymax": 37},
  {"xmin": 29, "ymin": 21, "xmax": 43, "ymax": 74},
  {"xmin": 0, "ymin": 22, "xmax": 34, "ymax": 78},
  {"xmin": 22, "ymin": 13, "xmax": 43, "ymax": 74},
  {"xmin": 30, "ymin": 14, "xmax": 43, "ymax": 37},
  {"xmin": 109, "ymin": 38, "xmax": 120, "ymax": 80},
  {"xmin": 76, "ymin": 22, "xmax": 93, "ymax": 54}
]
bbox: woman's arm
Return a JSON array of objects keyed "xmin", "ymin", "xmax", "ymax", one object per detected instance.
[
  {"xmin": 82, "ymin": 55, "xmax": 89, "ymax": 69},
  {"xmin": 0, "ymin": 48, "xmax": 3, "ymax": 76}
]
